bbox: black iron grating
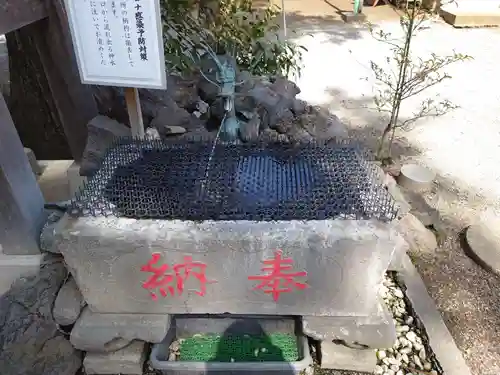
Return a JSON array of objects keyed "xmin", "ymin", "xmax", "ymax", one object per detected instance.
[{"xmin": 69, "ymin": 138, "xmax": 398, "ymax": 221}]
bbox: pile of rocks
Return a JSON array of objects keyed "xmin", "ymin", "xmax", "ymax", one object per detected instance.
[{"xmin": 84, "ymin": 58, "xmax": 348, "ymax": 176}]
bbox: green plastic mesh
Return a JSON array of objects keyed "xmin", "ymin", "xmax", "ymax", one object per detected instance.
[{"xmin": 178, "ymin": 333, "xmax": 299, "ymax": 362}]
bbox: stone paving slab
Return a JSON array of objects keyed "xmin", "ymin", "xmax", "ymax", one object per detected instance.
[
  {"xmin": 465, "ymin": 223, "xmax": 500, "ymax": 276},
  {"xmin": 399, "ymin": 254, "xmax": 472, "ymax": 375}
]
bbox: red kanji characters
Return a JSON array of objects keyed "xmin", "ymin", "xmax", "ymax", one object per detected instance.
[
  {"xmin": 248, "ymin": 250, "xmax": 308, "ymax": 302},
  {"xmin": 140, "ymin": 253, "xmax": 216, "ymax": 301}
]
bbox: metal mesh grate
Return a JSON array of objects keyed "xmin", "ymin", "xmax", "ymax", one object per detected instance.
[{"xmin": 69, "ymin": 138, "xmax": 398, "ymax": 221}]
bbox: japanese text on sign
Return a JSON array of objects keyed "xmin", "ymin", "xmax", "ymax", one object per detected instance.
[
  {"xmin": 64, "ymin": 0, "xmax": 166, "ymax": 88},
  {"xmin": 248, "ymin": 250, "xmax": 308, "ymax": 302},
  {"xmin": 140, "ymin": 253, "xmax": 217, "ymax": 301}
]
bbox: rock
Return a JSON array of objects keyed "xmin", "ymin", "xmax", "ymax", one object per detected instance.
[
  {"xmin": 235, "ymin": 70, "xmax": 257, "ymax": 93},
  {"xmin": 92, "ymin": 86, "xmax": 141, "ymax": 126},
  {"xmin": 397, "ymin": 213, "xmax": 437, "ymax": 254},
  {"xmin": 291, "ymin": 98, "xmax": 308, "ymax": 116},
  {"xmin": 247, "ymin": 85, "xmax": 290, "ymax": 128},
  {"xmin": 163, "ymin": 126, "xmax": 187, "ymax": 136},
  {"xmin": 145, "ymin": 127, "xmax": 161, "ymax": 140},
  {"xmin": 0, "ymin": 256, "xmax": 82, "ymax": 375},
  {"xmin": 269, "ymin": 76, "xmax": 300, "ymax": 99},
  {"xmin": 70, "ymin": 307, "xmax": 171, "ymax": 352},
  {"xmin": 239, "ymin": 113, "xmax": 261, "ymax": 142},
  {"xmin": 53, "ymin": 277, "xmax": 86, "ymax": 326},
  {"xmin": 287, "ymin": 125, "xmax": 314, "ymax": 143},
  {"xmin": 234, "ymin": 94, "xmax": 258, "ymax": 116},
  {"xmin": 80, "ymin": 115, "xmax": 130, "ymax": 176},
  {"xmin": 384, "ymin": 175, "xmax": 411, "ymax": 218},
  {"xmin": 192, "ymin": 99, "xmax": 210, "ymax": 120},
  {"xmin": 138, "ymin": 76, "xmax": 198, "ymax": 117},
  {"xmin": 83, "ymin": 340, "xmax": 147, "ymax": 375},
  {"xmin": 377, "ymin": 350, "xmax": 387, "ymax": 360},
  {"xmin": 406, "ymin": 331, "xmax": 417, "ymax": 343},
  {"xmin": 271, "ymin": 109, "xmax": 295, "ymax": 134},
  {"xmin": 39, "ymin": 210, "xmax": 67, "ymax": 253},
  {"xmin": 165, "ymin": 74, "xmax": 199, "ymax": 108},
  {"xmin": 398, "ymin": 186, "xmax": 440, "ymax": 227},
  {"xmin": 465, "ymin": 222, "xmax": 500, "ymax": 276},
  {"xmin": 299, "ymin": 108, "xmax": 348, "ymax": 140},
  {"xmin": 321, "ymin": 341, "xmax": 377, "ymax": 372},
  {"xmin": 149, "ymin": 98, "xmax": 193, "ymax": 132}
]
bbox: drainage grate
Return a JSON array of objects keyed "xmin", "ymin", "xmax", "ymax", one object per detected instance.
[{"xmin": 69, "ymin": 138, "xmax": 398, "ymax": 221}]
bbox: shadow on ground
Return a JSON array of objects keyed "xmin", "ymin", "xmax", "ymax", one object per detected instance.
[
  {"xmin": 285, "ymin": 12, "xmax": 368, "ymax": 44},
  {"xmin": 320, "ymin": 85, "xmax": 500, "ymax": 375}
]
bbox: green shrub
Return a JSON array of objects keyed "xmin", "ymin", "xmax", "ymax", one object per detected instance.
[{"xmin": 160, "ymin": 0, "xmax": 306, "ymax": 77}]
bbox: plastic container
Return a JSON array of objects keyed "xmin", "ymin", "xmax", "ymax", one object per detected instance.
[{"xmin": 150, "ymin": 315, "xmax": 312, "ymax": 375}]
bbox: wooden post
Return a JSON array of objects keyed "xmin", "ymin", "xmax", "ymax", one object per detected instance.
[
  {"xmin": 0, "ymin": 0, "xmax": 47, "ymax": 35},
  {"xmin": 281, "ymin": 0, "xmax": 287, "ymax": 37},
  {"xmin": 125, "ymin": 87, "xmax": 145, "ymax": 138},
  {"xmin": 0, "ymin": 93, "xmax": 46, "ymax": 255}
]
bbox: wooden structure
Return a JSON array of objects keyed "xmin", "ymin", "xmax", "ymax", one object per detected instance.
[{"xmin": 0, "ymin": 0, "xmax": 98, "ymax": 255}]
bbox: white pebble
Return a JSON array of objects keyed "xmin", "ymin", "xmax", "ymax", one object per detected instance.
[
  {"xmin": 413, "ymin": 342, "xmax": 424, "ymax": 351},
  {"xmin": 377, "ymin": 350, "xmax": 387, "ymax": 360},
  {"xmin": 396, "ymin": 371, "xmax": 404, "ymax": 375},
  {"xmin": 430, "ymin": 371, "xmax": 438, "ymax": 375},
  {"xmin": 424, "ymin": 362, "xmax": 433, "ymax": 371},
  {"xmin": 396, "ymin": 325, "xmax": 410, "ymax": 333},
  {"xmin": 419, "ymin": 348, "xmax": 427, "ymax": 360},
  {"xmin": 406, "ymin": 331, "xmax": 417, "ymax": 343},
  {"xmin": 405, "ymin": 316, "xmax": 414, "ymax": 325},
  {"xmin": 401, "ymin": 353, "xmax": 409, "ymax": 363},
  {"xmin": 400, "ymin": 347, "xmax": 412, "ymax": 355},
  {"xmin": 413, "ymin": 355, "xmax": 423, "ymax": 369},
  {"xmin": 374, "ymin": 365, "xmax": 384, "ymax": 375},
  {"xmin": 388, "ymin": 357, "xmax": 400, "ymax": 366},
  {"xmin": 393, "ymin": 288, "xmax": 404, "ymax": 298}
]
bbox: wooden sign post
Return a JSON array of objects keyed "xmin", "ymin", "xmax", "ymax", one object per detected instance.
[{"xmin": 63, "ymin": 0, "xmax": 167, "ymax": 138}]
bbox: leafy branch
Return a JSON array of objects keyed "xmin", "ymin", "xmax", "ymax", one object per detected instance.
[{"xmin": 367, "ymin": 4, "xmax": 472, "ymax": 163}]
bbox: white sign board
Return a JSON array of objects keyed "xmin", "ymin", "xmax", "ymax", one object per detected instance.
[{"xmin": 64, "ymin": 0, "xmax": 166, "ymax": 89}]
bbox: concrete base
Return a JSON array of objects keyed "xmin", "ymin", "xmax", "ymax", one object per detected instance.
[
  {"xmin": 70, "ymin": 307, "xmax": 171, "ymax": 352},
  {"xmin": 341, "ymin": 11, "xmax": 367, "ymax": 23},
  {"xmin": 0, "ymin": 254, "xmax": 43, "ymax": 295},
  {"xmin": 83, "ymin": 340, "xmax": 147, "ymax": 375},
  {"xmin": 320, "ymin": 341, "xmax": 376, "ymax": 372},
  {"xmin": 303, "ymin": 301, "xmax": 396, "ymax": 349}
]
